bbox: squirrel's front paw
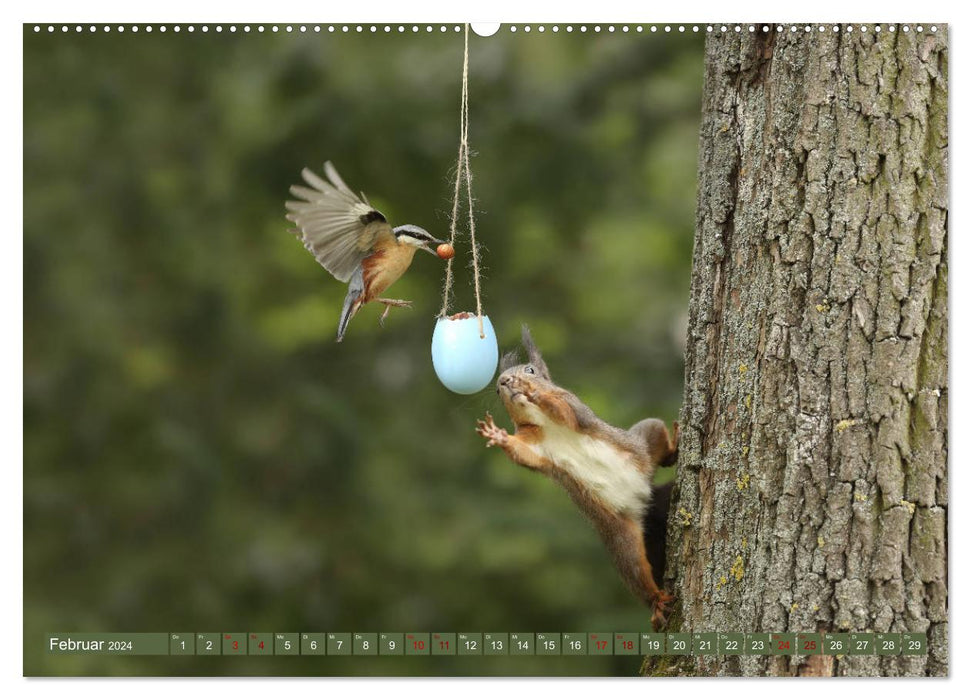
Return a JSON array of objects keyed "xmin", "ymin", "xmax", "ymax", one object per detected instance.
[
  {"xmin": 476, "ymin": 413, "xmax": 509, "ymax": 448},
  {"xmin": 523, "ymin": 386, "xmax": 541, "ymax": 403}
]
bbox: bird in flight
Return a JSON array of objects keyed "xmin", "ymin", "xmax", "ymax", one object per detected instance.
[{"xmin": 285, "ymin": 162, "xmax": 446, "ymax": 342}]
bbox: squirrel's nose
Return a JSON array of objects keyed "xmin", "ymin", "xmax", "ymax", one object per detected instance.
[{"xmin": 499, "ymin": 376, "xmax": 510, "ymax": 386}]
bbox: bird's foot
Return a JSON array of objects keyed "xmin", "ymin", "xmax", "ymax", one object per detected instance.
[{"xmin": 377, "ymin": 299, "xmax": 413, "ymax": 327}]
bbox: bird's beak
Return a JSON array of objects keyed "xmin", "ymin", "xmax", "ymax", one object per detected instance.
[{"xmin": 421, "ymin": 238, "xmax": 446, "ymax": 256}]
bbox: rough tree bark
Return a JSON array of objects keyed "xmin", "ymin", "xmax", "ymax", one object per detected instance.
[{"xmin": 658, "ymin": 25, "xmax": 947, "ymax": 677}]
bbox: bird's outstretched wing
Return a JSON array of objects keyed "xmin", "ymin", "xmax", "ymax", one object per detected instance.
[{"xmin": 285, "ymin": 162, "xmax": 394, "ymax": 283}]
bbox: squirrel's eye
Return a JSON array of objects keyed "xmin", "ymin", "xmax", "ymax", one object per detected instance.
[{"xmin": 524, "ymin": 366, "xmax": 535, "ymax": 375}]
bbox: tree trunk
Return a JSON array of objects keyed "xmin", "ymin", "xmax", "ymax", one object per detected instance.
[{"xmin": 663, "ymin": 25, "xmax": 947, "ymax": 677}]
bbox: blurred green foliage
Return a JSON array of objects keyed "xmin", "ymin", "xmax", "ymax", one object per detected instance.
[{"xmin": 23, "ymin": 24, "xmax": 703, "ymax": 676}]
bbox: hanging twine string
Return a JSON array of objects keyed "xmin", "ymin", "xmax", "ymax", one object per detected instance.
[
  {"xmin": 439, "ymin": 23, "xmax": 485, "ymax": 338},
  {"xmin": 438, "ymin": 117, "xmax": 463, "ymax": 318}
]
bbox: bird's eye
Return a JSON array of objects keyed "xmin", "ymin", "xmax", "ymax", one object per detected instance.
[{"xmin": 524, "ymin": 366, "xmax": 535, "ymax": 375}]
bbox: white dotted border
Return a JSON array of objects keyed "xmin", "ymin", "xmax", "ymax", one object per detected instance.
[{"xmin": 29, "ymin": 24, "xmax": 943, "ymax": 35}]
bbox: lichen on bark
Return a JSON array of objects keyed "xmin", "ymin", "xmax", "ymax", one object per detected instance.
[{"xmin": 657, "ymin": 24, "xmax": 948, "ymax": 677}]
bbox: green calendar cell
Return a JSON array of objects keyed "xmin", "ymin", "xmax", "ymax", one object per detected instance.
[
  {"xmin": 902, "ymin": 633, "xmax": 927, "ymax": 656},
  {"xmin": 614, "ymin": 632, "xmax": 639, "ymax": 656},
  {"xmin": 354, "ymin": 633, "xmax": 378, "ymax": 656},
  {"xmin": 718, "ymin": 633, "xmax": 744, "ymax": 655},
  {"xmin": 770, "ymin": 633, "xmax": 796, "ymax": 656},
  {"xmin": 405, "ymin": 632, "xmax": 430, "ymax": 655},
  {"xmin": 692, "ymin": 633, "xmax": 717, "ymax": 655},
  {"xmin": 562, "ymin": 633, "xmax": 586, "ymax": 655},
  {"xmin": 667, "ymin": 633, "xmax": 691, "ymax": 656},
  {"xmin": 170, "ymin": 633, "xmax": 194, "ymax": 655},
  {"xmin": 274, "ymin": 633, "xmax": 299, "ymax": 655},
  {"xmin": 196, "ymin": 633, "xmax": 220, "ymax": 656},
  {"xmin": 588, "ymin": 632, "xmax": 612, "ymax": 655},
  {"xmin": 379, "ymin": 632, "xmax": 403, "ymax": 655},
  {"xmin": 432, "ymin": 633, "xmax": 456, "ymax": 655},
  {"xmin": 640, "ymin": 633, "xmax": 665, "ymax": 655},
  {"xmin": 483, "ymin": 633, "xmax": 508, "ymax": 656},
  {"xmin": 222, "ymin": 632, "xmax": 246, "ymax": 656},
  {"xmin": 247, "ymin": 633, "xmax": 272, "ymax": 656},
  {"xmin": 327, "ymin": 632, "xmax": 352, "ymax": 656},
  {"xmin": 536, "ymin": 633, "xmax": 561, "ymax": 655},
  {"xmin": 510, "ymin": 633, "xmax": 535, "ymax": 656},
  {"xmin": 823, "ymin": 633, "xmax": 849, "ymax": 655},
  {"xmin": 875, "ymin": 633, "xmax": 901, "ymax": 656},
  {"xmin": 745, "ymin": 633, "xmax": 771, "ymax": 655},
  {"xmin": 796, "ymin": 633, "xmax": 822, "ymax": 655},
  {"xmin": 457, "ymin": 632, "xmax": 482, "ymax": 655},
  {"xmin": 301, "ymin": 633, "xmax": 326, "ymax": 655},
  {"xmin": 849, "ymin": 633, "xmax": 875, "ymax": 655}
]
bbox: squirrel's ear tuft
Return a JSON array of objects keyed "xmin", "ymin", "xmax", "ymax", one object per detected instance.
[
  {"xmin": 499, "ymin": 349, "xmax": 520, "ymax": 373},
  {"xmin": 521, "ymin": 325, "xmax": 551, "ymax": 380}
]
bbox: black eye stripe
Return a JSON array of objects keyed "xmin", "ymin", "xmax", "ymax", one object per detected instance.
[{"xmin": 394, "ymin": 225, "xmax": 432, "ymax": 241}]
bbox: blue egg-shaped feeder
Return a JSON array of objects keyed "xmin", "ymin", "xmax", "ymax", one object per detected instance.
[{"xmin": 432, "ymin": 313, "xmax": 499, "ymax": 394}]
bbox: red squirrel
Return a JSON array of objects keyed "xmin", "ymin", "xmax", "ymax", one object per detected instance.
[{"xmin": 476, "ymin": 326, "xmax": 678, "ymax": 629}]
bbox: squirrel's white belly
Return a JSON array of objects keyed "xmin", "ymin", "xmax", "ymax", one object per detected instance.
[{"xmin": 536, "ymin": 422, "xmax": 652, "ymax": 518}]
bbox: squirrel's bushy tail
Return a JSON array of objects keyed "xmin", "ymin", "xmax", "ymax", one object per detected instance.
[{"xmin": 642, "ymin": 481, "xmax": 673, "ymax": 585}]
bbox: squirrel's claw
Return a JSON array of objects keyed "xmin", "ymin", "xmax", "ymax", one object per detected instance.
[
  {"xmin": 476, "ymin": 413, "xmax": 508, "ymax": 448},
  {"xmin": 651, "ymin": 590, "xmax": 675, "ymax": 630}
]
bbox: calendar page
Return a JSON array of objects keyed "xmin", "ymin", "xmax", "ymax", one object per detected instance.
[{"xmin": 23, "ymin": 20, "xmax": 948, "ymax": 678}]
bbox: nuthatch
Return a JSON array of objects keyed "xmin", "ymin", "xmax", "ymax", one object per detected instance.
[{"xmin": 285, "ymin": 163, "xmax": 446, "ymax": 342}]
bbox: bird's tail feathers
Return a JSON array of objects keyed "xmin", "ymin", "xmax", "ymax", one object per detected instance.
[{"xmin": 337, "ymin": 288, "xmax": 362, "ymax": 343}]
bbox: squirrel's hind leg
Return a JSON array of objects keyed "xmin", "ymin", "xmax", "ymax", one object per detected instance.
[
  {"xmin": 630, "ymin": 418, "xmax": 679, "ymax": 467},
  {"xmin": 607, "ymin": 518, "xmax": 674, "ymax": 630}
]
